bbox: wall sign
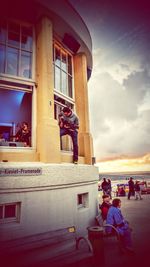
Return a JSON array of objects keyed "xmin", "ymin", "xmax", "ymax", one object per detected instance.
[{"xmin": 0, "ymin": 168, "xmax": 42, "ymax": 176}]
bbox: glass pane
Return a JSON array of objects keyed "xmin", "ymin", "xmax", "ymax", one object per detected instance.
[
  {"xmin": 7, "ymin": 47, "xmax": 18, "ymax": 76},
  {"xmin": 62, "ymin": 71, "xmax": 67, "ymax": 95},
  {"xmin": 0, "ymin": 20, "xmax": 7, "ymax": 43},
  {"xmin": 68, "ymin": 55, "xmax": 72, "ymax": 75},
  {"xmin": 68, "ymin": 76, "xmax": 73, "ymax": 98},
  {"xmin": 0, "ymin": 88, "xmax": 32, "ymax": 146},
  {"xmin": 5, "ymin": 204, "xmax": 16, "ymax": 218},
  {"xmin": 8, "ymin": 32, "xmax": 20, "ymax": 47},
  {"xmin": 20, "ymin": 51, "xmax": 32, "ymax": 78},
  {"xmin": 21, "ymin": 35, "xmax": 33, "ymax": 51},
  {"xmin": 62, "ymin": 52, "xmax": 67, "ymax": 71},
  {"xmin": 0, "ymin": 44, "xmax": 5, "ymax": 73},
  {"xmin": 0, "ymin": 206, "xmax": 3, "ymax": 219},
  {"xmin": 55, "ymin": 47, "xmax": 61, "ymax": 67},
  {"xmin": 55, "ymin": 66, "xmax": 61, "ymax": 91}
]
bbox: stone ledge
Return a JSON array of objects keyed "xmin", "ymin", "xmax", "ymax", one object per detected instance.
[{"xmin": 0, "ymin": 163, "xmax": 99, "ymax": 189}]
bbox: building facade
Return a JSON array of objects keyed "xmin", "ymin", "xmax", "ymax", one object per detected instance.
[
  {"xmin": 0, "ymin": 0, "xmax": 94, "ymax": 165},
  {"xmin": 0, "ymin": 0, "xmax": 98, "ymax": 244}
]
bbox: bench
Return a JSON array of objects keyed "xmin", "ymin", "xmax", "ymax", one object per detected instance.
[
  {"xmin": 0, "ymin": 226, "xmax": 93, "ymax": 267},
  {"xmin": 76, "ymin": 214, "xmax": 121, "ymax": 258},
  {"xmin": 95, "ymin": 213, "xmax": 120, "ymax": 239}
]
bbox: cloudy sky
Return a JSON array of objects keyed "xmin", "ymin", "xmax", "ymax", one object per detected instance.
[{"xmin": 70, "ymin": 0, "xmax": 150, "ymax": 173}]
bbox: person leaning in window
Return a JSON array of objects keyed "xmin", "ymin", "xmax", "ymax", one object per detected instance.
[
  {"xmin": 58, "ymin": 107, "xmax": 79, "ymax": 164},
  {"xmin": 106, "ymin": 198, "xmax": 134, "ymax": 253},
  {"xmin": 15, "ymin": 122, "xmax": 31, "ymax": 147}
]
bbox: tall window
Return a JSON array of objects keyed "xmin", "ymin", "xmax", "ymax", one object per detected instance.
[
  {"xmin": 53, "ymin": 43, "xmax": 73, "ymax": 98},
  {"xmin": 0, "ymin": 19, "xmax": 33, "ymax": 79},
  {"xmin": 0, "ymin": 83, "xmax": 32, "ymax": 147},
  {"xmin": 0, "ymin": 19, "xmax": 34, "ymax": 148},
  {"xmin": 53, "ymin": 42, "xmax": 74, "ymax": 120},
  {"xmin": 53, "ymin": 42, "xmax": 75, "ymax": 152}
]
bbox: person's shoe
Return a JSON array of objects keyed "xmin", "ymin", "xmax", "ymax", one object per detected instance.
[{"xmin": 73, "ymin": 161, "xmax": 78, "ymax": 164}]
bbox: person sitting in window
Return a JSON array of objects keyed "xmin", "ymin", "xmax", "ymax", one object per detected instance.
[
  {"xmin": 15, "ymin": 122, "xmax": 31, "ymax": 146},
  {"xmin": 58, "ymin": 107, "xmax": 79, "ymax": 164}
]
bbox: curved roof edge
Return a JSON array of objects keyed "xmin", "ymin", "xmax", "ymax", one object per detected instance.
[{"xmin": 36, "ymin": 0, "xmax": 93, "ymax": 72}]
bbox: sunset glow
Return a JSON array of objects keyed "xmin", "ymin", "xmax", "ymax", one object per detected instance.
[{"xmin": 96, "ymin": 154, "xmax": 150, "ymax": 173}]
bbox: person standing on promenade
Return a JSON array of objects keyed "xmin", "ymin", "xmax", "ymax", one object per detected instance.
[
  {"xmin": 106, "ymin": 198, "xmax": 134, "ymax": 253},
  {"xmin": 128, "ymin": 177, "xmax": 135, "ymax": 200},
  {"xmin": 107, "ymin": 178, "xmax": 112, "ymax": 198},
  {"xmin": 134, "ymin": 181, "xmax": 143, "ymax": 200},
  {"xmin": 101, "ymin": 178, "xmax": 109, "ymax": 195}
]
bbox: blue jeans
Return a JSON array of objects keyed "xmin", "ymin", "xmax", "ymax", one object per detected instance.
[
  {"xmin": 119, "ymin": 228, "xmax": 132, "ymax": 249},
  {"xmin": 60, "ymin": 128, "xmax": 78, "ymax": 161}
]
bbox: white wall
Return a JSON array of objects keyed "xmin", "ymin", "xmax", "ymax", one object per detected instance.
[{"xmin": 0, "ymin": 163, "xmax": 99, "ymax": 241}]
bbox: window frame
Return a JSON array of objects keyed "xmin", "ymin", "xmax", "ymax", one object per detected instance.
[
  {"xmin": 77, "ymin": 193, "xmax": 89, "ymax": 209},
  {"xmin": 0, "ymin": 79, "xmax": 35, "ymax": 149},
  {"xmin": 53, "ymin": 41, "xmax": 74, "ymax": 100},
  {"xmin": 0, "ymin": 19, "xmax": 36, "ymax": 150},
  {"xmin": 0, "ymin": 202, "xmax": 21, "ymax": 224},
  {"xmin": 0, "ymin": 18, "xmax": 35, "ymax": 80},
  {"xmin": 53, "ymin": 41, "xmax": 75, "ymax": 153}
]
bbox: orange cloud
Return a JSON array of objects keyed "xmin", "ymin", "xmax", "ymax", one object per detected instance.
[
  {"xmin": 97, "ymin": 153, "xmax": 150, "ymax": 165},
  {"xmin": 96, "ymin": 153, "xmax": 150, "ymax": 173}
]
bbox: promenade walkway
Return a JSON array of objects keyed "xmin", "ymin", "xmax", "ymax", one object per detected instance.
[{"xmin": 1, "ymin": 194, "xmax": 150, "ymax": 267}]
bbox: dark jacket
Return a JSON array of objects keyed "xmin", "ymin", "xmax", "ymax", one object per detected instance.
[
  {"xmin": 128, "ymin": 180, "xmax": 135, "ymax": 191},
  {"xmin": 59, "ymin": 111, "xmax": 79, "ymax": 130}
]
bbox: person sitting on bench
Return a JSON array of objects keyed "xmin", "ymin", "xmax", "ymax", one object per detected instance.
[
  {"xmin": 99, "ymin": 194, "xmax": 111, "ymax": 221},
  {"xmin": 106, "ymin": 198, "xmax": 134, "ymax": 253}
]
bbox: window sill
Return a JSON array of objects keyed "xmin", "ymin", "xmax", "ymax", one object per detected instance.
[{"xmin": 0, "ymin": 146, "xmax": 35, "ymax": 152}]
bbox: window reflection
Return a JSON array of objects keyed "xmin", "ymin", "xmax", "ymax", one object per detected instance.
[
  {"xmin": 7, "ymin": 47, "xmax": 18, "ymax": 76},
  {"xmin": 21, "ymin": 51, "xmax": 32, "ymax": 78},
  {"xmin": 21, "ymin": 35, "xmax": 32, "ymax": 51},
  {"xmin": 62, "ymin": 71, "xmax": 67, "ymax": 95},
  {"xmin": 55, "ymin": 47, "xmax": 61, "ymax": 67},
  {"xmin": 62, "ymin": 52, "xmax": 67, "ymax": 71},
  {"xmin": 0, "ymin": 19, "xmax": 33, "ymax": 79},
  {"xmin": 0, "ymin": 87, "xmax": 32, "ymax": 147},
  {"xmin": 53, "ymin": 44, "xmax": 73, "ymax": 98},
  {"xmin": 68, "ymin": 76, "xmax": 73, "ymax": 98},
  {"xmin": 55, "ymin": 66, "xmax": 61, "ymax": 91}
]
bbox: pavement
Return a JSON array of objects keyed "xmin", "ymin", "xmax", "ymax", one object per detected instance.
[{"xmin": 1, "ymin": 194, "xmax": 150, "ymax": 267}]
